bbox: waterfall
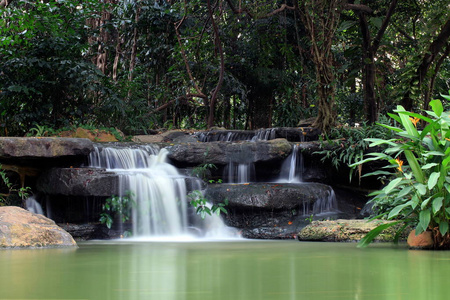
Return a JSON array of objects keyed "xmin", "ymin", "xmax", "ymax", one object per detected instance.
[
  {"xmin": 225, "ymin": 162, "xmax": 255, "ymax": 183},
  {"xmin": 278, "ymin": 145, "xmax": 303, "ymax": 183},
  {"xmin": 89, "ymin": 145, "xmax": 234, "ymax": 238},
  {"xmin": 25, "ymin": 196, "xmax": 44, "ymax": 215}
]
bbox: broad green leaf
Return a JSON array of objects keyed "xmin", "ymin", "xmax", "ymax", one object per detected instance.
[
  {"xmin": 419, "ymin": 209, "xmax": 431, "ymax": 231},
  {"xmin": 388, "ymin": 202, "xmax": 411, "ymax": 219},
  {"xmin": 428, "ymin": 172, "xmax": 440, "ymax": 190},
  {"xmin": 357, "ymin": 221, "xmax": 401, "ymax": 248},
  {"xmin": 362, "ymin": 170, "xmax": 393, "ymax": 178},
  {"xmin": 421, "ymin": 163, "xmax": 438, "ymax": 169},
  {"xmin": 395, "ymin": 106, "xmax": 419, "ymax": 138},
  {"xmin": 404, "ymin": 150, "xmax": 425, "ymax": 183},
  {"xmin": 439, "ymin": 222, "xmax": 449, "ymax": 236},
  {"xmin": 397, "ymin": 186, "xmax": 412, "ymax": 198},
  {"xmin": 430, "ymin": 99, "xmax": 443, "ymax": 117},
  {"xmin": 432, "ymin": 197, "xmax": 444, "ymax": 214},
  {"xmin": 384, "ymin": 177, "xmax": 403, "ymax": 194},
  {"xmin": 423, "ymin": 151, "xmax": 444, "ymax": 157},
  {"xmin": 415, "ymin": 183, "xmax": 427, "ymax": 195},
  {"xmin": 421, "ymin": 197, "xmax": 432, "ymax": 210}
]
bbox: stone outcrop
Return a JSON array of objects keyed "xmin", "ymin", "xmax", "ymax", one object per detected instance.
[
  {"xmin": 36, "ymin": 167, "xmax": 206, "ymax": 196},
  {"xmin": 298, "ymin": 219, "xmax": 409, "ymax": 242},
  {"xmin": 37, "ymin": 168, "xmax": 120, "ymax": 196},
  {"xmin": 0, "ymin": 206, "xmax": 77, "ymax": 248},
  {"xmin": 0, "ymin": 137, "xmax": 93, "ymax": 159},
  {"xmin": 167, "ymin": 138, "xmax": 292, "ymax": 166},
  {"xmin": 205, "ymin": 182, "xmax": 338, "ymax": 239}
]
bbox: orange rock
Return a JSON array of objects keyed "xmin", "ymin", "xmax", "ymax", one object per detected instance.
[{"xmin": 407, "ymin": 229, "xmax": 434, "ymax": 249}]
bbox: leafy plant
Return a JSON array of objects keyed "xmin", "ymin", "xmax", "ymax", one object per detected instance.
[
  {"xmin": 99, "ymin": 191, "xmax": 135, "ymax": 232},
  {"xmin": 188, "ymin": 190, "xmax": 228, "ymax": 219},
  {"xmin": 315, "ymin": 118, "xmax": 395, "ymax": 182},
  {"xmin": 0, "ymin": 164, "xmax": 31, "ymax": 206},
  {"xmin": 352, "ymin": 94, "xmax": 450, "ymax": 248}
]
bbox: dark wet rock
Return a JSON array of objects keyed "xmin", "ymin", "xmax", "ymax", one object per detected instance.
[
  {"xmin": 205, "ymin": 182, "xmax": 338, "ymax": 239},
  {"xmin": 37, "ymin": 168, "xmax": 120, "ymax": 196},
  {"xmin": 0, "ymin": 206, "xmax": 77, "ymax": 248},
  {"xmin": 37, "ymin": 167, "xmax": 205, "ymax": 197},
  {"xmin": 167, "ymin": 139, "xmax": 292, "ymax": 166},
  {"xmin": 58, "ymin": 223, "xmax": 130, "ymax": 241},
  {"xmin": 205, "ymin": 182, "xmax": 335, "ymax": 210},
  {"xmin": 297, "ymin": 219, "xmax": 409, "ymax": 242}
]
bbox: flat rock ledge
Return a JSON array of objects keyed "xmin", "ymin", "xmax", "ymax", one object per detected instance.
[
  {"xmin": 0, "ymin": 206, "xmax": 77, "ymax": 248},
  {"xmin": 0, "ymin": 137, "xmax": 93, "ymax": 159},
  {"xmin": 298, "ymin": 219, "xmax": 408, "ymax": 243}
]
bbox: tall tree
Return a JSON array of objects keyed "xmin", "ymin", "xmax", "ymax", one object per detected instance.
[
  {"xmin": 347, "ymin": 0, "xmax": 398, "ymax": 124},
  {"xmin": 299, "ymin": 0, "xmax": 342, "ymax": 132}
]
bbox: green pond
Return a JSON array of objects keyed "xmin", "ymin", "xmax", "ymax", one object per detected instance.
[{"xmin": 1, "ymin": 240, "xmax": 449, "ymax": 300}]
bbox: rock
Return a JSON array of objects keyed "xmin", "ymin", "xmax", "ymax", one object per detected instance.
[
  {"xmin": 298, "ymin": 219, "xmax": 409, "ymax": 242},
  {"xmin": 132, "ymin": 135, "xmax": 164, "ymax": 143},
  {"xmin": 37, "ymin": 167, "xmax": 120, "ymax": 196},
  {"xmin": 0, "ymin": 137, "xmax": 93, "ymax": 159},
  {"xmin": 206, "ymin": 182, "xmax": 335, "ymax": 210},
  {"xmin": 0, "ymin": 206, "xmax": 77, "ymax": 248},
  {"xmin": 37, "ymin": 167, "xmax": 205, "ymax": 197},
  {"xmin": 407, "ymin": 229, "xmax": 434, "ymax": 249},
  {"xmin": 205, "ymin": 182, "xmax": 338, "ymax": 239},
  {"xmin": 167, "ymin": 139, "xmax": 292, "ymax": 166}
]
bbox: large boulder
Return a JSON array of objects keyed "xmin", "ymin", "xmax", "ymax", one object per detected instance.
[
  {"xmin": 0, "ymin": 206, "xmax": 77, "ymax": 248},
  {"xmin": 205, "ymin": 182, "xmax": 338, "ymax": 239},
  {"xmin": 167, "ymin": 139, "xmax": 292, "ymax": 166}
]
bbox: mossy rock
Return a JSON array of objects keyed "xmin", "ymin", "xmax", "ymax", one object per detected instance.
[{"xmin": 298, "ymin": 219, "xmax": 409, "ymax": 242}]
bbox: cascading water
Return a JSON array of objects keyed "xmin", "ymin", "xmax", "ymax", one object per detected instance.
[
  {"xmin": 89, "ymin": 145, "xmax": 234, "ymax": 238},
  {"xmin": 25, "ymin": 196, "xmax": 44, "ymax": 215},
  {"xmin": 278, "ymin": 144, "xmax": 303, "ymax": 183}
]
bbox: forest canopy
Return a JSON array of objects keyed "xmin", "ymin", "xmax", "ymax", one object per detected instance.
[{"xmin": 0, "ymin": 0, "xmax": 449, "ymax": 135}]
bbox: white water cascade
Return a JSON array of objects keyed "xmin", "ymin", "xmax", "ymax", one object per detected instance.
[
  {"xmin": 89, "ymin": 145, "xmax": 232, "ymax": 238},
  {"xmin": 25, "ymin": 196, "xmax": 44, "ymax": 215},
  {"xmin": 278, "ymin": 144, "xmax": 303, "ymax": 183}
]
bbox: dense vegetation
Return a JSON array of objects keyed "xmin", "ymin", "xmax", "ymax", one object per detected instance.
[{"xmin": 0, "ymin": 0, "xmax": 449, "ymax": 135}]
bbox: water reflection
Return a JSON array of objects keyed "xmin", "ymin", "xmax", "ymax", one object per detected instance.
[{"xmin": 0, "ymin": 241, "xmax": 449, "ymax": 300}]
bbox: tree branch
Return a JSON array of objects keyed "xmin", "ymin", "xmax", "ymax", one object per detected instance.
[{"xmin": 372, "ymin": 0, "xmax": 398, "ymax": 53}]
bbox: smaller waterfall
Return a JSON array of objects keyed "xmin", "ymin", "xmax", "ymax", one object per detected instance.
[
  {"xmin": 278, "ymin": 145, "xmax": 303, "ymax": 183},
  {"xmin": 225, "ymin": 162, "xmax": 255, "ymax": 183},
  {"xmin": 312, "ymin": 188, "xmax": 338, "ymax": 216},
  {"xmin": 25, "ymin": 196, "xmax": 44, "ymax": 215}
]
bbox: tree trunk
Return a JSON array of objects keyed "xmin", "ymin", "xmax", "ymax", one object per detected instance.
[
  {"xmin": 402, "ymin": 19, "xmax": 450, "ymax": 110},
  {"xmin": 299, "ymin": 0, "xmax": 342, "ymax": 132}
]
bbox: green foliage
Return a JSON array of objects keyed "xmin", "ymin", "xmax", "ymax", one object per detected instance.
[
  {"xmin": 351, "ymin": 94, "xmax": 450, "ymax": 247},
  {"xmin": 191, "ymin": 163, "xmax": 217, "ymax": 181},
  {"xmin": 99, "ymin": 191, "xmax": 135, "ymax": 232},
  {"xmin": 0, "ymin": 0, "xmax": 111, "ymax": 136},
  {"xmin": 315, "ymin": 117, "xmax": 395, "ymax": 182},
  {"xmin": 0, "ymin": 164, "xmax": 30, "ymax": 206},
  {"xmin": 188, "ymin": 190, "xmax": 228, "ymax": 220}
]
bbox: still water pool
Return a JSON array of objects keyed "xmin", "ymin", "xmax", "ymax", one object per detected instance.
[{"xmin": 0, "ymin": 240, "xmax": 449, "ymax": 300}]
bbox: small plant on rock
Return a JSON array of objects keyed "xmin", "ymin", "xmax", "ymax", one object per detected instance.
[{"xmin": 188, "ymin": 190, "xmax": 228, "ymax": 219}]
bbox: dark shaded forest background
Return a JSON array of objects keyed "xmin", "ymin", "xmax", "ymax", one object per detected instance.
[{"xmin": 0, "ymin": 0, "xmax": 449, "ymax": 136}]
